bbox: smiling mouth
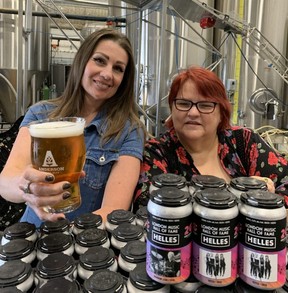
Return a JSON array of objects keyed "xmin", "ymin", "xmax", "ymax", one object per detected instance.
[{"xmin": 94, "ymin": 80, "xmax": 111, "ymax": 89}]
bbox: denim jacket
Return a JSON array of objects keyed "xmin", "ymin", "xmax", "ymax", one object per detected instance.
[{"xmin": 20, "ymin": 102, "xmax": 144, "ymax": 227}]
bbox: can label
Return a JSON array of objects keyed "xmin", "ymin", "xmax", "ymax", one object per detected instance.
[
  {"xmin": 192, "ymin": 213, "xmax": 238, "ymax": 286},
  {"xmin": 146, "ymin": 213, "xmax": 192, "ymax": 284},
  {"xmin": 238, "ymin": 215, "xmax": 286, "ymax": 289}
]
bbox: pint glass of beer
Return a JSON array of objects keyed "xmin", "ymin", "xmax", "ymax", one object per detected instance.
[{"xmin": 28, "ymin": 117, "xmax": 86, "ymax": 213}]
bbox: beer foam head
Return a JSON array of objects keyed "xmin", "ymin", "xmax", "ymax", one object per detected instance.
[{"xmin": 29, "ymin": 120, "xmax": 85, "ymax": 138}]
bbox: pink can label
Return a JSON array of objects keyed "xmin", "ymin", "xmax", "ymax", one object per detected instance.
[
  {"xmin": 238, "ymin": 216, "xmax": 286, "ymax": 289},
  {"xmin": 192, "ymin": 214, "xmax": 238, "ymax": 286},
  {"xmin": 146, "ymin": 213, "xmax": 192, "ymax": 284}
]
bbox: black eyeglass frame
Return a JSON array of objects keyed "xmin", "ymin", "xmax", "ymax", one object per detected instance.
[{"xmin": 173, "ymin": 99, "xmax": 218, "ymax": 114}]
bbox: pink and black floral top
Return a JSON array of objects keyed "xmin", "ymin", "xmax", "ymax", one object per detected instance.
[{"xmin": 133, "ymin": 126, "xmax": 288, "ymax": 211}]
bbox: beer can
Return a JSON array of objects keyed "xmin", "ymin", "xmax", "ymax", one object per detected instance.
[
  {"xmin": 171, "ymin": 270, "xmax": 202, "ymax": 292},
  {"xmin": 118, "ymin": 240, "xmax": 146, "ymax": 278},
  {"xmin": 149, "ymin": 173, "xmax": 188, "ymax": 194},
  {"xmin": 135, "ymin": 206, "xmax": 148, "ymax": 228},
  {"xmin": 238, "ymin": 190, "xmax": 287, "ymax": 290},
  {"xmin": 77, "ymin": 246, "xmax": 118, "ymax": 281},
  {"xmin": 72, "ymin": 212, "xmax": 104, "ymax": 235},
  {"xmin": 228, "ymin": 177, "xmax": 267, "ymax": 200},
  {"xmin": 111, "ymin": 223, "xmax": 145, "ymax": 257},
  {"xmin": 40, "ymin": 218, "xmax": 71, "ymax": 237},
  {"xmin": 127, "ymin": 262, "xmax": 171, "ymax": 292},
  {"xmin": 0, "ymin": 238, "xmax": 36, "ymax": 267},
  {"xmin": 146, "ymin": 186, "xmax": 193, "ymax": 284},
  {"xmin": 192, "ymin": 188, "xmax": 238, "ymax": 287},
  {"xmin": 105, "ymin": 209, "xmax": 136, "ymax": 233},
  {"xmin": 36, "ymin": 232, "xmax": 74, "ymax": 261},
  {"xmin": 83, "ymin": 269, "xmax": 127, "ymax": 292},
  {"xmin": 75, "ymin": 227, "xmax": 110, "ymax": 255},
  {"xmin": 0, "ymin": 260, "xmax": 34, "ymax": 292},
  {"xmin": 34, "ymin": 252, "xmax": 77, "ymax": 287},
  {"xmin": 1, "ymin": 222, "xmax": 37, "ymax": 245},
  {"xmin": 189, "ymin": 175, "xmax": 226, "ymax": 197}
]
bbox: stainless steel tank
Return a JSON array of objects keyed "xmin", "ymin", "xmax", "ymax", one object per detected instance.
[
  {"xmin": 126, "ymin": 0, "xmax": 215, "ymax": 134},
  {"xmin": 122, "ymin": 0, "xmax": 287, "ymax": 133},
  {"xmin": 0, "ymin": 0, "xmax": 50, "ymax": 123},
  {"xmin": 215, "ymin": 0, "xmax": 288, "ymax": 129}
]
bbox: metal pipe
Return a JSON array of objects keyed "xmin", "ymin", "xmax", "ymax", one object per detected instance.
[
  {"xmin": 35, "ymin": 0, "xmax": 82, "ymax": 49},
  {"xmin": 0, "ymin": 8, "xmax": 126, "ymax": 23},
  {"xmin": 38, "ymin": 0, "xmax": 83, "ymax": 41},
  {"xmin": 17, "ymin": 1, "xmax": 24, "ymax": 118},
  {"xmin": 142, "ymin": 18, "xmax": 221, "ymax": 57},
  {"xmin": 23, "ymin": 0, "xmax": 33, "ymax": 111},
  {"xmin": 0, "ymin": 74, "xmax": 17, "ymax": 103},
  {"xmin": 135, "ymin": 9, "xmax": 143, "ymax": 104},
  {"xmin": 155, "ymin": 0, "xmax": 168, "ymax": 136}
]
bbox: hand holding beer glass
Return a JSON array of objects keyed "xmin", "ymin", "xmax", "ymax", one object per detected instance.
[{"xmin": 28, "ymin": 117, "xmax": 86, "ymax": 213}]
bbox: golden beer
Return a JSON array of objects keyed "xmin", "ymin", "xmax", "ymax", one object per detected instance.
[{"xmin": 29, "ymin": 117, "xmax": 86, "ymax": 213}]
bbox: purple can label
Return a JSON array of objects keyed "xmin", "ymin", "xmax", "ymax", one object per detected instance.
[
  {"xmin": 146, "ymin": 213, "xmax": 192, "ymax": 284},
  {"xmin": 238, "ymin": 216, "xmax": 286, "ymax": 290},
  {"xmin": 192, "ymin": 214, "xmax": 238, "ymax": 286}
]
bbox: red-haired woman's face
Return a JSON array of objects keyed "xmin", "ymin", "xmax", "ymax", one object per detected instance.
[{"xmin": 171, "ymin": 80, "xmax": 221, "ymax": 143}]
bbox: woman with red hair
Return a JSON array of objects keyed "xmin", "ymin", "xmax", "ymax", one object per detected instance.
[{"xmin": 133, "ymin": 66, "xmax": 288, "ymax": 210}]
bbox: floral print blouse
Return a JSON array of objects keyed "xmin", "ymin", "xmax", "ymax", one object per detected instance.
[{"xmin": 133, "ymin": 126, "xmax": 288, "ymax": 211}]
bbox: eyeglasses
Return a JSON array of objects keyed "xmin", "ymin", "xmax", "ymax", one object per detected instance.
[{"xmin": 174, "ymin": 99, "xmax": 217, "ymax": 114}]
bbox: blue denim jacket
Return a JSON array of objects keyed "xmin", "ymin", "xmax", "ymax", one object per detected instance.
[{"xmin": 20, "ymin": 102, "xmax": 144, "ymax": 227}]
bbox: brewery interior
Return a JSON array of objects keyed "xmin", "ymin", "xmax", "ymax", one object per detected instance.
[{"xmin": 0, "ymin": 0, "xmax": 287, "ymax": 291}]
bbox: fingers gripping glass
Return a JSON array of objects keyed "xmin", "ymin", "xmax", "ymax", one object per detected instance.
[{"xmin": 174, "ymin": 99, "xmax": 217, "ymax": 114}]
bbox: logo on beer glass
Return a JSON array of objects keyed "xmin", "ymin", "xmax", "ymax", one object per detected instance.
[{"xmin": 43, "ymin": 151, "xmax": 58, "ymax": 167}]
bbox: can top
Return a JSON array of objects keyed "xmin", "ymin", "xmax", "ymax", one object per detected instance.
[
  {"xmin": 150, "ymin": 186, "xmax": 191, "ymax": 207},
  {"xmin": 190, "ymin": 174, "xmax": 226, "ymax": 189},
  {"xmin": 79, "ymin": 246, "xmax": 115, "ymax": 270},
  {"xmin": 195, "ymin": 188, "xmax": 237, "ymax": 209},
  {"xmin": 37, "ymin": 232, "xmax": 73, "ymax": 253},
  {"xmin": 73, "ymin": 212, "xmax": 103, "ymax": 229},
  {"xmin": 36, "ymin": 252, "xmax": 75, "ymax": 278},
  {"xmin": 120, "ymin": 240, "xmax": 146, "ymax": 263},
  {"xmin": 83, "ymin": 269, "xmax": 125, "ymax": 293},
  {"xmin": 40, "ymin": 218, "xmax": 71, "ymax": 234},
  {"xmin": 230, "ymin": 177, "xmax": 267, "ymax": 191},
  {"xmin": 112, "ymin": 223, "xmax": 144, "ymax": 242},
  {"xmin": 76, "ymin": 227, "xmax": 108, "ymax": 247},
  {"xmin": 34, "ymin": 278, "xmax": 81, "ymax": 292},
  {"xmin": 240, "ymin": 190, "xmax": 284, "ymax": 209},
  {"xmin": 3, "ymin": 222, "xmax": 36, "ymax": 240},
  {"xmin": 129, "ymin": 262, "xmax": 166, "ymax": 290},
  {"xmin": 151, "ymin": 173, "xmax": 187, "ymax": 189},
  {"xmin": 0, "ymin": 260, "xmax": 32, "ymax": 287},
  {"xmin": 107, "ymin": 209, "xmax": 135, "ymax": 225},
  {"xmin": 136, "ymin": 206, "xmax": 148, "ymax": 221},
  {"xmin": 0, "ymin": 238, "xmax": 34, "ymax": 261}
]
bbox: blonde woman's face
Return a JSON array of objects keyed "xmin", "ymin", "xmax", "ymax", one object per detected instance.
[{"xmin": 81, "ymin": 40, "xmax": 128, "ymax": 106}]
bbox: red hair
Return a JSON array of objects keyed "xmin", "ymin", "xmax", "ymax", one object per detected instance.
[{"xmin": 167, "ymin": 66, "xmax": 232, "ymax": 131}]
